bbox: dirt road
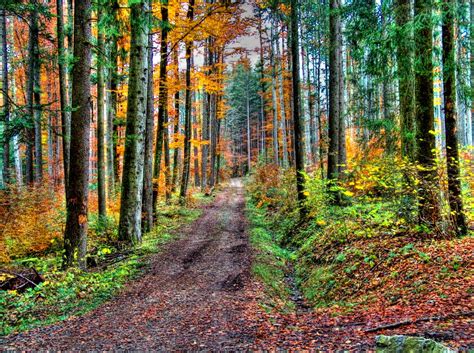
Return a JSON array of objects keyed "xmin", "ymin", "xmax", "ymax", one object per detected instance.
[{"xmin": 2, "ymin": 180, "xmax": 257, "ymax": 350}]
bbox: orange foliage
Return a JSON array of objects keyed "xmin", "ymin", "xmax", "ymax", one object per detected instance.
[{"xmin": 0, "ymin": 186, "xmax": 65, "ymax": 263}]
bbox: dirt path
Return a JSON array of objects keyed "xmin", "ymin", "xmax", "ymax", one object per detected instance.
[{"xmin": 2, "ymin": 179, "xmax": 257, "ymax": 350}]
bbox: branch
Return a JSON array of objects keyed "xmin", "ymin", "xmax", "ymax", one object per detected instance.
[{"xmin": 365, "ymin": 310, "xmax": 474, "ymax": 333}]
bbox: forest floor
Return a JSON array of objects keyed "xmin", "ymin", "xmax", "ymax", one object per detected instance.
[{"xmin": 1, "ymin": 179, "xmax": 473, "ymax": 350}]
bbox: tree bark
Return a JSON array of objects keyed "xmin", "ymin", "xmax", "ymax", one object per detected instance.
[
  {"xmin": 395, "ymin": 0, "xmax": 415, "ymax": 161},
  {"xmin": 290, "ymin": 0, "xmax": 307, "ymax": 214},
  {"xmin": 106, "ymin": 0, "xmax": 119, "ymax": 198},
  {"xmin": 1, "ymin": 9, "xmax": 10, "ymax": 185},
  {"xmin": 414, "ymin": 0, "xmax": 440, "ymax": 225},
  {"xmin": 179, "ymin": 0, "xmax": 194, "ymax": 204},
  {"xmin": 97, "ymin": 9, "xmax": 106, "ymax": 220},
  {"xmin": 328, "ymin": 0, "xmax": 341, "ymax": 182},
  {"xmin": 171, "ymin": 55, "xmax": 180, "ymax": 193},
  {"xmin": 63, "ymin": 0, "xmax": 92, "ymax": 268},
  {"xmin": 442, "ymin": 0, "xmax": 467, "ymax": 234},
  {"xmin": 57, "ymin": 0, "xmax": 70, "ymax": 193},
  {"xmin": 25, "ymin": 3, "xmax": 39, "ymax": 185},
  {"xmin": 142, "ymin": 30, "xmax": 154, "ymax": 233},
  {"xmin": 269, "ymin": 23, "xmax": 279, "ymax": 166},
  {"xmin": 118, "ymin": 0, "xmax": 149, "ymax": 244},
  {"xmin": 153, "ymin": 0, "xmax": 170, "ymax": 210}
]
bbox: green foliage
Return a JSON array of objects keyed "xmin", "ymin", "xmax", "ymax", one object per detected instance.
[{"xmin": 246, "ymin": 199, "xmax": 294, "ymax": 312}]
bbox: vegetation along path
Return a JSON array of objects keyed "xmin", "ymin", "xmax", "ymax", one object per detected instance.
[{"xmin": 2, "ymin": 180, "xmax": 257, "ymax": 350}]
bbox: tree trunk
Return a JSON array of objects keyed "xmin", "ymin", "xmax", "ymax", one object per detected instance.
[
  {"xmin": 290, "ymin": 0, "xmax": 307, "ymax": 214},
  {"xmin": 337, "ymin": 23, "xmax": 346, "ymax": 175},
  {"xmin": 33, "ymin": 43, "xmax": 42, "ymax": 183},
  {"xmin": 63, "ymin": 0, "xmax": 92, "ymax": 268},
  {"xmin": 97, "ymin": 9, "xmax": 106, "ymax": 220},
  {"xmin": 201, "ymin": 39, "xmax": 211, "ymax": 190},
  {"xmin": 153, "ymin": 0, "xmax": 169, "ymax": 210},
  {"xmin": 193, "ymin": 91, "xmax": 200, "ymax": 186},
  {"xmin": 171, "ymin": 59, "xmax": 180, "ymax": 193},
  {"xmin": 106, "ymin": 0, "xmax": 119, "ymax": 198},
  {"xmin": 395, "ymin": 0, "xmax": 415, "ymax": 161},
  {"xmin": 328, "ymin": 0, "xmax": 341, "ymax": 183},
  {"xmin": 442, "ymin": 0, "xmax": 467, "ymax": 234},
  {"xmin": 414, "ymin": 0, "xmax": 440, "ymax": 225},
  {"xmin": 179, "ymin": 0, "xmax": 194, "ymax": 204},
  {"xmin": 1, "ymin": 9, "xmax": 10, "ymax": 185},
  {"xmin": 276, "ymin": 30, "xmax": 289, "ymax": 167},
  {"xmin": 25, "ymin": 3, "xmax": 39, "ymax": 185},
  {"xmin": 142, "ymin": 30, "xmax": 154, "ymax": 233},
  {"xmin": 118, "ymin": 0, "xmax": 149, "ymax": 244},
  {"xmin": 270, "ymin": 23, "xmax": 279, "ymax": 165},
  {"xmin": 57, "ymin": 0, "xmax": 70, "ymax": 193}
]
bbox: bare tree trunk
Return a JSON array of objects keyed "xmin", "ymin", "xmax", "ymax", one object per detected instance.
[
  {"xmin": 337, "ymin": 24, "xmax": 346, "ymax": 175},
  {"xmin": 118, "ymin": 0, "xmax": 149, "ymax": 243},
  {"xmin": 290, "ymin": 0, "xmax": 307, "ymax": 214},
  {"xmin": 33, "ymin": 43, "xmax": 42, "ymax": 183},
  {"xmin": 276, "ymin": 29, "xmax": 289, "ymax": 167},
  {"xmin": 57, "ymin": 0, "xmax": 69, "ymax": 193},
  {"xmin": 106, "ymin": 0, "xmax": 119, "ymax": 198},
  {"xmin": 180, "ymin": 0, "xmax": 194, "ymax": 203},
  {"xmin": 142, "ymin": 30, "xmax": 154, "ymax": 232},
  {"xmin": 442, "ymin": 0, "xmax": 467, "ymax": 234},
  {"xmin": 414, "ymin": 0, "xmax": 440, "ymax": 225},
  {"xmin": 395, "ymin": 0, "xmax": 415, "ymax": 161},
  {"xmin": 193, "ymin": 91, "xmax": 200, "ymax": 186},
  {"xmin": 64, "ymin": 0, "xmax": 92, "ymax": 268},
  {"xmin": 270, "ymin": 23, "xmax": 279, "ymax": 165},
  {"xmin": 257, "ymin": 8, "xmax": 267, "ymax": 160},
  {"xmin": 171, "ymin": 58, "xmax": 180, "ymax": 193},
  {"xmin": 1, "ymin": 9, "xmax": 10, "ymax": 185},
  {"xmin": 153, "ymin": 0, "xmax": 169, "ymax": 210},
  {"xmin": 25, "ymin": 3, "xmax": 39, "ymax": 185},
  {"xmin": 201, "ymin": 38, "xmax": 211, "ymax": 190},
  {"xmin": 97, "ymin": 8, "xmax": 106, "ymax": 219},
  {"xmin": 328, "ymin": 0, "xmax": 341, "ymax": 183}
]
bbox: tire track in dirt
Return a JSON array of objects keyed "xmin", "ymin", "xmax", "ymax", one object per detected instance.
[{"xmin": 2, "ymin": 179, "xmax": 256, "ymax": 350}]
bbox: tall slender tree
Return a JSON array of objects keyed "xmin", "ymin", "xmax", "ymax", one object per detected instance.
[
  {"xmin": 57, "ymin": 0, "xmax": 70, "ymax": 193},
  {"xmin": 442, "ymin": 0, "xmax": 467, "ymax": 234},
  {"xmin": 152, "ymin": 0, "xmax": 169, "ymax": 212},
  {"xmin": 63, "ymin": 0, "xmax": 92, "ymax": 268},
  {"xmin": 414, "ymin": 0, "xmax": 440, "ymax": 225},
  {"xmin": 1, "ymin": 8, "xmax": 10, "ymax": 185},
  {"xmin": 327, "ymin": 0, "xmax": 342, "ymax": 185},
  {"xmin": 179, "ymin": 0, "xmax": 195, "ymax": 203},
  {"xmin": 142, "ymin": 19, "xmax": 155, "ymax": 232},
  {"xmin": 96, "ymin": 6, "xmax": 106, "ymax": 220},
  {"xmin": 290, "ymin": 0, "xmax": 307, "ymax": 214},
  {"xmin": 118, "ymin": 0, "xmax": 149, "ymax": 243},
  {"xmin": 395, "ymin": 0, "xmax": 415, "ymax": 160}
]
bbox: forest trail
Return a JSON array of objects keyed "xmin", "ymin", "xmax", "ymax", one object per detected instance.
[{"xmin": 2, "ymin": 179, "xmax": 257, "ymax": 350}]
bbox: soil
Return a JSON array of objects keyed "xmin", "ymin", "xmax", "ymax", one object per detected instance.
[{"xmin": 1, "ymin": 179, "xmax": 257, "ymax": 351}]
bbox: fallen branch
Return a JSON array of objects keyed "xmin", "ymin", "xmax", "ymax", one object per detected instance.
[
  {"xmin": 0, "ymin": 268, "xmax": 43, "ymax": 291},
  {"xmin": 365, "ymin": 310, "xmax": 474, "ymax": 333}
]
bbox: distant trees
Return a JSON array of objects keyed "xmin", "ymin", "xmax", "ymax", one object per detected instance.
[{"xmin": 1, "ymin": 0, "xmax": 473, "ymax": 270}]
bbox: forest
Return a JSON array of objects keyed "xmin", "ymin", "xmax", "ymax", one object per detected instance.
[{"xmin": 0, "ymin": 0, "xmax": 473, "ymax": 350}]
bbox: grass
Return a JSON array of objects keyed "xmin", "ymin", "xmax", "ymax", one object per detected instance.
[{"xmin": 0, "ymin": 203, "xmax": 202, "ymax": 337}]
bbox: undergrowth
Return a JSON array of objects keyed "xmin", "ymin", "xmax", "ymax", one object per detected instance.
[
  {"xmin": 246, "ymin": 198, "xmax": 295, "ymax": 313},
  {"xmin": 0, "ymin": 202, "xmax": 202, "ymax": 336},
  {"xmin": 246, "ymin": 158, "xmax": 473, "ymax": 313}
]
